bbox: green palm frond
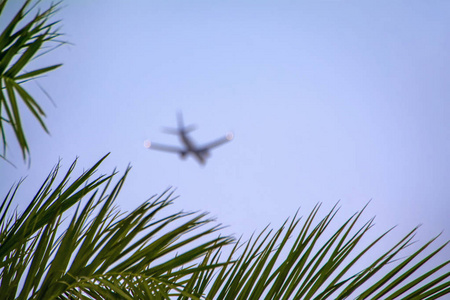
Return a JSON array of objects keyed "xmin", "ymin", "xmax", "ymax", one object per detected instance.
[
  {"xmin": 0, "ymin": 0, "xmax": 64, "ymax": 162},
  {"xmin": 186, "ymin": 203, "xmax": 449, "ymax": 299},
  {"xmin": 1, "ymin": 155, "xmax": 449, "ymax": 299},
  {"xmin": 0, "ymin": 154, "xmax": 233, "ymax": 299}
]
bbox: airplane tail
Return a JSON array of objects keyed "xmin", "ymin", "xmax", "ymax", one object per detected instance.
[
  {"xmin": 162, "ymin": 112, "xmax": 197, "ymax": 135},
  {"xmin": 161, "ymin": 127, "xmax": 182, "ymax": 135}
]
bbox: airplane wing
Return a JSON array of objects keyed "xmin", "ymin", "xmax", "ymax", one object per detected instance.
[
  {"xmin": 144, "ymin": 141, "xmax": 185, "ymax": 154},
  {"xmin": 200, "ymin": 132, "xmax": 234, "ymax": 151}
]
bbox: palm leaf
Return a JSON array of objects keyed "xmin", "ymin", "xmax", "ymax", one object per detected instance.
[
  {"xmin": 1, "ymin": 155, "xmax": 449, "ymax": 298},
  {"xmin": 0, "ymin": 0, "xmax": 64, "ymax": 162},
  {"xmin": 197, "ymin": 203, "xmax": 449, "ymax": 299},
  {"xmin": 0, "ymin": 155, "xmax": 233, "ymax": 298}
]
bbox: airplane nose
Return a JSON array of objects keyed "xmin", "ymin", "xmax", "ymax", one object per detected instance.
[
  {"xmin": 226, "ymin": 132, "xmax": 234, "ymax": 141},
  {"xmin": 144, "ymin": 140, "xmax": 151, "ymax": 148}
]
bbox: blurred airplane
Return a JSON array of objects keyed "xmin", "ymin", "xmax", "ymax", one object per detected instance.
[{"xmin": 144, "ymin": 112, "xmax": 233, "ymax": 165}]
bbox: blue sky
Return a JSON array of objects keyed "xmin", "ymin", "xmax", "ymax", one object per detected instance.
[{"xmin": 2, "ymin": 0, "xmax": 450, "ymax": 262}]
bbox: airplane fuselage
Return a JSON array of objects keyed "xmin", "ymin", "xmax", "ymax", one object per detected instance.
[{"xmin": 179, "ymin": 132, "xmax": 206, "ymax": 164}]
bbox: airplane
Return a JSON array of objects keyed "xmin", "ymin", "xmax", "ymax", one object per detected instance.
[{"xmin": 144, "ymin": 112, "xmax": 233, "ymax": 165}]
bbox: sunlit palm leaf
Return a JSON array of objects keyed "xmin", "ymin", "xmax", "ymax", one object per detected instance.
[
  {"xmin": 193, "ymin": 203, "xmax": 449, "ymax": 299},
  {"xmin": 1, "ymin": 155, "xmax": 449, "ymax": 298},
  {"xmin": 0, "ymin": 0, "xmax": 63, "ymax": 162},
  {"xmin": 0, "ymin": 155, "xmax": 233, "ymax": 298}
]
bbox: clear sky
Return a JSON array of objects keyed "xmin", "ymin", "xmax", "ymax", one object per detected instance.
[{"xmin": 2, "ymin": 0, "xmax": 450, "ymax": 262}]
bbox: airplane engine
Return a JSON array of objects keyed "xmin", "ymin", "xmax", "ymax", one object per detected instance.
[{"xmin": 180, "ymin": 152, "xmax": 188, "ymax": 159}]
